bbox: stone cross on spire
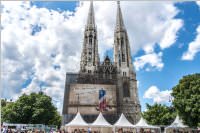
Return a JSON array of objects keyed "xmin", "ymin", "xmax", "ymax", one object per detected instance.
[{"xmin": 116, "ymin": 1, "xmax": 125, "ymax": 31}]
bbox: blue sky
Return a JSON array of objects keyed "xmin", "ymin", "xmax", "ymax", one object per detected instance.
[
  {"xmin": 137, "ymin": 1, "xmax": 200, "ymax": 109},
  {"xmin": 31, "ymin": 1, "xmax": 78, "ymax": 12},
  {"xmin": 1, "ymin": 1, "xmax": 200, "ymax": 112}
]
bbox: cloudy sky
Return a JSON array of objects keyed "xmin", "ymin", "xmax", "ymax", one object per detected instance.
[{"xmin": 1, "ymin": 1, "xmax": 200, "ymax": 113}]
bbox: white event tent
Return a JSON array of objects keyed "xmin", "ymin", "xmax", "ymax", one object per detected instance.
[
  {"xmin": 135, "ymin": 117, "xmax": 159, "ymax": 128},
  {"xmin": 135, "ymin": 116, "xmax": 161, "ymax": 133},
  {"xmin": 90, "ymin": 112, "xmax": 112, "ymax": 127},
  {"xmin": 165, "ymin": 115, "xmax": 188, "ymax": 129},
  {"xmin": 90, "ymin": 112, "xmax": 113, "ymax": 132},
  {"xmin": 65, "ymin": 112, "xmax": 89, "ymax": 132},
  {"xmin": 114, "ymin": 113, "xmax": 135, "ymax": 128},
  {"xmin": 65, "ymin": 112, "xmax": 88, "ymax": 127},
  {"xmin": 113, "ymin": 113, "xmax": 135, "ymax": 132}
]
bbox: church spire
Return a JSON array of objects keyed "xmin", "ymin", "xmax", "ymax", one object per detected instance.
[
  {"xmin": 80, "ymin": 1, "xmax": 99, "ymax": 73},
  {"xmin": 115, "ymin": 1, "xmax": 125, "ymax": 32},
  {"xmin": 114, "ymin": 1, "xmax": 134, "ymax": 73},
  {"xmin": 87, "ymin": 1, "xmax": 95, "ymax": 27}
]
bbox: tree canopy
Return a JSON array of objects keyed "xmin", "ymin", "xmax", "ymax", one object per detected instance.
[
  {"xmin": 1, "ymin": 92, "xmax": 61, "ymax": 127},
  {"xmin": 172, "ymin": 73, "xmax": 200, "ymax": 127},
  {"xmin": 142, "ymin": 103, "xmax": 176, "ymax": 125},
  {"xmin": 1, "ymin": 99, "xmax": 7, "ymax": 107}
]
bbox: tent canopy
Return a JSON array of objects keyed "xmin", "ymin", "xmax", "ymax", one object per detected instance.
[
  {"xmin": 65, "ymin": 112, "xmax": 88, "ymax": 127},
  {"xmin": 166, "ymin": 115, "xmax": 188, "ymax": 129},
  {"xmin": 90, "ymin": 112, "xmax": 112, "ymax": 127},
  {"xmin": 114, "ymin": 113, "xmax": 135, "ymax": 128},
  {"xmin": 135, "ymin": 117, "xmax": 160, "ymax": 129}
]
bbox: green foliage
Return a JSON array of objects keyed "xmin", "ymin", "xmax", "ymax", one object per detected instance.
[
  {"xmin": 1, "ymin": 93, "xmax": 61, "ymax": 127},
  {"xmin": 172, "ymin": 73, "xmax": 200, "ymax": 127},
  {"xmin": 142, "ymin": 103, "xmax": 176, "ymax": 125},
  {"xmin": 1, "ymin": 99, "xmax": 7, "ymax": 107}
]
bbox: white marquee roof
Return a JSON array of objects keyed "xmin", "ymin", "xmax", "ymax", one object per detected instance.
[
  {"xmin": 65, "ymin": 112, "xmax": 88, "ymax": 127},
  {"xmin": 90, "ymin": 112, "xmax": 112, "ymax": 127},
  {"xmin": 114, "ymin": 113, "xmax": 135, "ymax": 128},
  {"xmin": 135, "ymin": 117, "xmax": 160, "ymax": 129},
  {"xmin": 166, "ymin": 115, "xmax": 188, "ymax": 129}
]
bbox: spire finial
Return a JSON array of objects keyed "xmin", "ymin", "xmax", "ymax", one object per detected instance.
[
  {"xmin": 87, "ymin": 0, "xmax": 95, "ymax": 27},
  {"xmin": 115, "ymin": 0, "xmax": 125, "ymax": 31},
  {"xmin": 117, "ymin": 1, "xmax": 120, "ymax": 5}
]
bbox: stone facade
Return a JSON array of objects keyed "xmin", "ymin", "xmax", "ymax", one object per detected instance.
[{"xmin": 62, "ymin": 1, "xmax": 141, "ymax": 125}]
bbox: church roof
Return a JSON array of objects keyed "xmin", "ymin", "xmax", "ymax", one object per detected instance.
[
  {"xmin": 103, "ymin": 56, "xmax": 111, "ymax": 65},
  {"xmin": 105, "ymin": 55, "xmax": 110, "ymax": 61}
]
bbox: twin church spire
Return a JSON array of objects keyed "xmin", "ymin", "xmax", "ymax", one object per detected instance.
[
  {"xmin": 114, "ymin": 1, "xmax": 133, "ymax": 74},
  {"xmin": 80, "ymin": 1, "xmax": 99, "ymax": 73},
  {"xmin": 115, "ymin": 1, "xmax": 125, "ymax": 32},
  {"xmin": 80, "ymin": 1, "xmax": 133, "ymax": 75},
  {"xmin": 78, "ymin": 2, "xmax": 140, "ymax": 122}
]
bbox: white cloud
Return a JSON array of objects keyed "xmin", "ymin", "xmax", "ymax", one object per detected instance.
[
  {"xmin": 160, "ymin": 19, "xmax": 183, "ymax": 49},
  {"xmin": 1, "ymin": 1, "xmax": 82, "ymax": 110},
  {"xmin": 182, "ymin": 25, "xmax": 200, "ymax": 60},
  {"xmin": 144, "ymin": 86, "xmax": 172, "ymax": 103},
  {"xmin": 1, "ymin": 1, "xmax": 182, "ymax": 112},
  {"xmin": 121, "ymin": 2, "xmax": 182, "ymax": 54},
  {"xmin": 196, "ymin": 1, "xmax": 200, "ymax": 8},
  {"xmin": 134, "ymin": 52, "xmax": 164, "ymax": 71}
]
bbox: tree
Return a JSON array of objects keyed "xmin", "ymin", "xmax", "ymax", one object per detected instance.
[
  {"xmin": 1, "ymin": 93, "xmax": 61, "ymax": 127},
  {"xmin": 142, "ymin": 103, "xmax": 176, "ymax": 125},
  {"xmin": 1, "ymin": 99, "xmax": 7, "ymax": 107},
  {"xmin": 172, "ymin": 73, "xmax": 200, "ymax": 127}
]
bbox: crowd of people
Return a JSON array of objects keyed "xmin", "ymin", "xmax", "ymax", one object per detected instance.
[
  {"xmin": 1, "ymin": 126, "xmax": 200, "ymax": 133},
  {"xmin": 1, "ymin": 126, "xmax": 62, "ymax": 133},
  {"xmin": 67, "ymin": 128, "xmax": 160, "ymax": 133},
  {"xmin": 116, "ymin": 128, "xmax": 160, "ymax": 133}
]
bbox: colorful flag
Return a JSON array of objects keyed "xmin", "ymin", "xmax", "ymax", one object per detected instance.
[{"xmin": 99, "ymin": 89, "xmax": 106, "ymax": 112}]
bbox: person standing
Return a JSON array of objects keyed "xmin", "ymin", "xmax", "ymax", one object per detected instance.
[
  {"xmin": 2, "ymin": 126, "xmax": 7, "ymax": 133},
  {"xmin": 88, "ymin": 127, "xmax": 91, "ymax": 133}
]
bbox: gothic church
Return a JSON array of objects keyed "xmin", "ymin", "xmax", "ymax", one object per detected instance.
[{"xmin": 62, "ymin": 1, "xmax": 141, "ymax": 125}]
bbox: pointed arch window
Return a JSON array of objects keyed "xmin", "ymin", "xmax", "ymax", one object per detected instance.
[
  {"xmin": 121, "ymin": 38, "xmax": 123, "ymax": 44},
  {"xmin": 88, "ymin": 57, "xmax": 91, "ymax": 62},
  {"xmin": 89, "ymin": 35, "xmax": 93, "ymax": 45},
  {"xmin": 118, "ymin": 52, "xmax": 121, "ymax": 66},
  {"xmin": 117, "ymin": 38, "xmax": 120, "ymax": 45},
  {"xmin": 105, "ymin": 68, "xmax": 110, "ymax": 79},
  {"xmin": 122, "ymin": 53, "xmax": 125, "ymax": 62},
  {"xmin": 123, "ymin": 82, "xmax": 130, "ymax": 97},
  {"xmin": 121, "ymin": 38, "xmax": 124, "ymax": 48}
]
